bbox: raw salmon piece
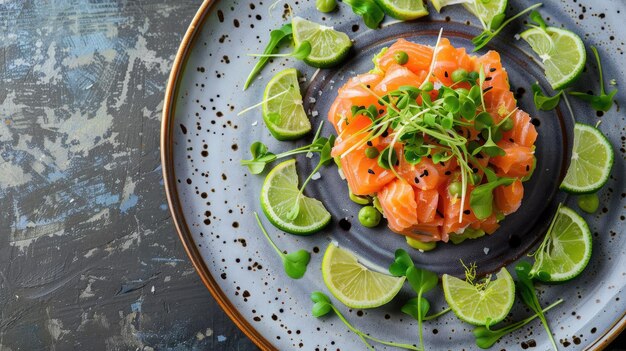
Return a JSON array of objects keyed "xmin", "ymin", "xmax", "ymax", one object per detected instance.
[
  {"xmin": 483, "ymin": 88, "xmax": 516, "ymax": 120},
  {"xmin": 377, "ymin": 39, "xmax": 434, "ymax": 76},
  {"xmin": 440, "ymin": 182, "xmax": 477, "ymax": 237},
  {"xmin": 340, "ymin": 147, "xmax": 396, "ymax": 196},
  {"xmin": 490, "ymin": 141, "xmax": 534, "ymax": 177},
  {"xmin": 475, "ymin": 51, "xmax": 509, "ymax": 90},
  {"xmin": 373, "ymin": 64, "xmax": 426, "ymax": 96},
  {"xmin": 331, "ymin": 114, "xmax": 381, "ymax": 157},
  {"xmin": 337, "ymin": 73, "xmax": 384, "ymax": 108},
  {"xmin": 502, "ymin": 110, "xmax": 538, "ymax": 147},
  {"xmin": 480, "ymin": 214, "xmax": 500, "ymax": 234},
  {"xmin": 495, "ymin": 179, "xmax": 524, "ymax": 215},
  {"xmin": 415, "ymin": 188, "xmax": 439, "ymax": 223},
  {"xmin": 432, "ymin": 38, "xmax": 458, "ymax": 86},
  {"xmin": 395, "ymin": 216, "xmax": 444, "ymax": 242},
  {"xmin": 327, "ymin": 98, "xmax": 353, "ymax": 132},
  {"xmin": 398, "ymin": 152, "xmax": 443, "ymax": 191},
  {"xmin": 378, "ymin": 179, "xmax": 419, "ymax": 232}
]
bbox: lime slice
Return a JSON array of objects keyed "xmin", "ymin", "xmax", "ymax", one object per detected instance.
[
  {"xmin": 260, "ymin": 159, "xmax": 331, "ymax": 235},
  {"xmin": 530, "ymin": 206, "xmax": 592, "ymax": 282},
  {"xmin": 442, "ymin": 268, "xmax": 515, "ymax": 326},
  {"xmin": 560, "ymin": 123, "xmax": 614, "ymax": 194},
  {"xmin": 462, "ymin": 0, "xmax": 507, "ymax": 29},
  {"xmin": 430, "ymin": 0, "xmax": 473, "ymax": 13},
  {"xmin": 292, "ymin": 16, "xmax": 352, "ymax": 68},
  {"xmin": 520, "ymin": 27, "xmax": 586, "ymax": 90},
  {"xmin": 375, "ymin": 0, "xmax": 428, "ymax": 20},
  {"xmin": 322, "ymin": 243, "xmax": 405, "ymax": 309},
  {"xmin": 262, "ymin": 68, "xmax": 311, "ymax": 141}
]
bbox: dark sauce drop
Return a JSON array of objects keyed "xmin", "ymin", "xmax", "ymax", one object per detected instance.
[
  {"xmin": 339, "ymin": 218, "xmax": 352, "ymax": 231},
  {"xmin": 509, "ymin": 234, "xmax": 521, "ymax": 248}
]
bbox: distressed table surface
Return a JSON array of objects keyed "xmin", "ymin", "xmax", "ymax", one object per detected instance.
[{"xmin": 0, "ymin": 1, "xmax": 623, "ymax": 350}]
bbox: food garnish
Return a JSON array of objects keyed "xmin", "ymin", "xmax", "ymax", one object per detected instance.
[{"xmin": 254, "ymin": 212, "xmax": 311, "ymax": 279}]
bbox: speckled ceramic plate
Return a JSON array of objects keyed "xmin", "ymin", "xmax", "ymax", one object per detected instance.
[{"xmin": 161, "ymin": 0, "xmax": 626, "ymax": 349}]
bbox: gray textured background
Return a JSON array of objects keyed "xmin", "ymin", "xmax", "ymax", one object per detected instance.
[{"xmin": 0, "ymin": 0, "xmax": 623, "ymax": 350}]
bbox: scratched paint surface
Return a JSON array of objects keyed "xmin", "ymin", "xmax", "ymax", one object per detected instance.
[{"xmin": 0, "ymin": 1, "xmax": 256, "ymax": 350}]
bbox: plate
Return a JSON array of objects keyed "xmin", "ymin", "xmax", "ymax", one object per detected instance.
[{"xmin": 161, "ymin": 0, "xmax": 626, "ymax": 349}]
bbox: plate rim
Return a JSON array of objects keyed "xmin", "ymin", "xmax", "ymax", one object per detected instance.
[{"xmin": 159, "ymin": 1, "xmax": 626, "ymax": 350}]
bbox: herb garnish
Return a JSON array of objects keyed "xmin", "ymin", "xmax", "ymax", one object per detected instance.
[
  {"xmin": 254, "ymin": 212, "xmax": 310, "ymax": 279},
  {"xmin": 472, "ymin": 299, "xmax": 563, "ymax": 349},
  {"xmin": 569, "ymin": 46, "xmax": 618, "ymax": 112},
  {"xmin": 389, "ymin": 249, "xmax": 451, "ymax": 350},
  {"xmin": 240, "ymin": 122, "xmax": 332, "ymax": 174},
  {"xmin": 248, "ymin": 40, "xmax": 312, "ymax": 61},
  {"xmin": 311, "ymin": 291, "xmax": 421, "ymax": 350},
  {"xmin": 244, "ymin": 23, "xmax": 293, "ymax": 90},
  {"xmin": 531, "ymin": 83, "xmax": 562, "ymax": 111},
  {"xmin": 515, "ymin": 261, "xmax": 559, "ymax": 351},
  {"xmin": 342, "ymin": 0, "xmax": 385, "ymax": 29},
  {"xmin": 472, "ymin": 3, "xmax": 543, "ymax": 52}
]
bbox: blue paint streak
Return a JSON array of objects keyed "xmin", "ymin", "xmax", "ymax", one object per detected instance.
[
  {"xmin": 47, "ymin": 170, "xmax": 65, "ymax": 182},
  {"xmin": 120, "ymin": 194, "xmax": 138, "ymax": 213},
  {"xmin": 94, "ymin": 193, "xmax": 119, "ymax": 206},
  {"xmin": 159, "ymin": 204, "xmax": 167, "ymax": 210},
  {"xmin": 217, "ymin": 335, "xmax": 227, "ymax": 342},
  {"xmin": 151, "ymin": 257, "xmax": 185, "ymax": 262},
  {"xmin": 131, "ymin": 297, "xmax": 143, "ymax": 313}
]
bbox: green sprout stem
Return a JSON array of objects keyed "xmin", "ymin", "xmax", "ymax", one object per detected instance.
[
  {"xmin": 255, "ymin": 212, "xmax": 285, "ymax": 258},
  {"xmin": 331, "ymin": 306, "xmax": 421, "ymax": 350},
  {"xmin": 423, "ymin": 307, "xmax": 451, "ymax": 321}
]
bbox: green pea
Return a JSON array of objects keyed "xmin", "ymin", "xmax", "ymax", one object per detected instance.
[
  {"xmin": 365, "ymin": 146, "xmax": 379, "ymax": 159},
  {"xmin": 448, "ymin": 181, "xmax": 463, "ymax": 197},
  {"xmin": 358, "ymin": 206, "xmax": 382, "ymax": 228},
  {"xmin": 467, "ymin": 71, "xmax": 479, "ymax": 81},
  {"xmin": 421, "ymin": 81, "xmax": 434, "ymax": 92},
  {"xmin": 406, "ymin": 237, "xmax": 437, "ymax": 251},
  {"xmin": 500, "ymin": 117, "xmax": 514, "ymax": 131},
  {"xmin": 394, "ymin": 51, "xmax": 409, "ymax": 65},
  {"xmin": 577, "ymin": 193, "xmax": 599, "ymax": 213},
  {"xmin": 315, "ymin": 0, "xmax": 337, "ymax": 13},
  {"xmin": 451, "ymin": 68, "xmax": 468, "ymax": 83}
]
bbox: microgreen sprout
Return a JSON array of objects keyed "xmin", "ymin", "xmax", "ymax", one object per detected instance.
[
  {"xmin": 342, "ymin": 0, "xmax": 385, "ymax": 29},
  {"xmin": 248, "ymin": 40, "xmax": 312, "ymax": 61},
  {"xmin": 243, "ymin": 23, "xmax": 293, "ymax": 90},
  {"xmin": 240, "ymin": 122, "xmax": 333, "ymax": 174},
  {"xmin": 472, "ymin": 3, "xmax": 543, "ymax": 52},
  {"xmin": 515, "ymin": 261, "xmax": 559, "ymax": 351},
  {"xmin": 473, "ymin": 299, "xmax": 563, "ymax": 349},
  {"xmin": 311, "ymin": 291, "xmax": 421, "ymax": 350},
  {"xmin": 569, "ymin": 46, "xmax": 618, "ymax": 112},
  {"xmin": 531, "ymin": 83, "xmax": 562, "ymax": 111},
  {"xmin": 254, "ymin": 212, "xmax": 310, "ymax": 279},
  {"xmin": 389, "ymin": 249, "xmax": 451, "ymax": 350}
]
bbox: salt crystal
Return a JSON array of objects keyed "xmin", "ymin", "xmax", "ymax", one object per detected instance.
[
  {"xmin": 311, "ymin": 110, "xmax": 319, "ymax": 117},
  {"xmin": 311, "ymin": 172, "xmax": 321, "ymax": 180},
  {"xmin": 483, "ymin": 247, "xmax": 490, "ymax": 255},
  {"xmin": 306, "ymin": 151, "xmax": 313, "ymax": 158},
  {"xmin": 251, "ymin": 121, "xmax": 258, "ymax": 126},
  {"xmin": 514, "ymin": 34, "xmax": 521, "ymax": 40},
  {"xmin": 338, "ymin": 168, "xmax": 346, "ymax": 180},
  {"xmin": 309, "ymin": 97, "xmax": 317, "ymax": 103}
]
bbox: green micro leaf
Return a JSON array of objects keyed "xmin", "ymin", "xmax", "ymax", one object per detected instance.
[
  {"xmin": 401, "ymin": 296, "xmax": 430, "ymax": 321},
  {"xmin": 531, "ymin": 83, "xmax": 562, "ymax": 111},
  {"xmin": 405, "ymin": 265, "xmax": 438, "ymax": 295},
  {"xmin": 244, "ymin": 23, "xmax": 293, "ymax": 90},
  {"xmin": 470, "ymin": 177, "xmax": 515, "ymax": 219},
  {"xmin": 569, "ymin": 46, "xmax": 618, "ymax": 112},
  {"xmin": 389, "ymin": 248, "xmax": 415, "ymax": 276},
  {"xmin": 343, "ymin": 0, "xmax": 385, "ymax": 29}
]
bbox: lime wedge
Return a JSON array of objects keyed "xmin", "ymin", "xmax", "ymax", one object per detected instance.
[
  {"xmin": 430, "ymin": 0, "xmax": 473, "ymax": 13},
  {"xmin": 462, "ymin": 0, "xmax": 507, "ymax": 29},
  {"xmin": 530, "ymin": 205, "xmax": 592, "ymax": 282},
  {"xmin": 260, "ymin": 159, "xmax": 331, "ymax": 235},
  {"xmin": 520, "ymin": 27, "xmax": 586, "ymax": 90},
  {"xmin": 560, "ymin": 123, "xmax": 614, "ymax": 194},
  {"xmin": 442, "ymin": 268, "xmax": 515, "ymax": 326},
  {"xmin": 262, "ymin": 68, "xmax": 311, "ymax": 141},
  {"xmin": 292, "ymin": 16, "xmax": 352, "ymax": 68},
  {"xmin": 375, "ymin": 0, "xmax": 429, "ymax": 20},
  {"xmin": 322, "ymin": 243, "xmax": 405, "ymax": 309}
]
